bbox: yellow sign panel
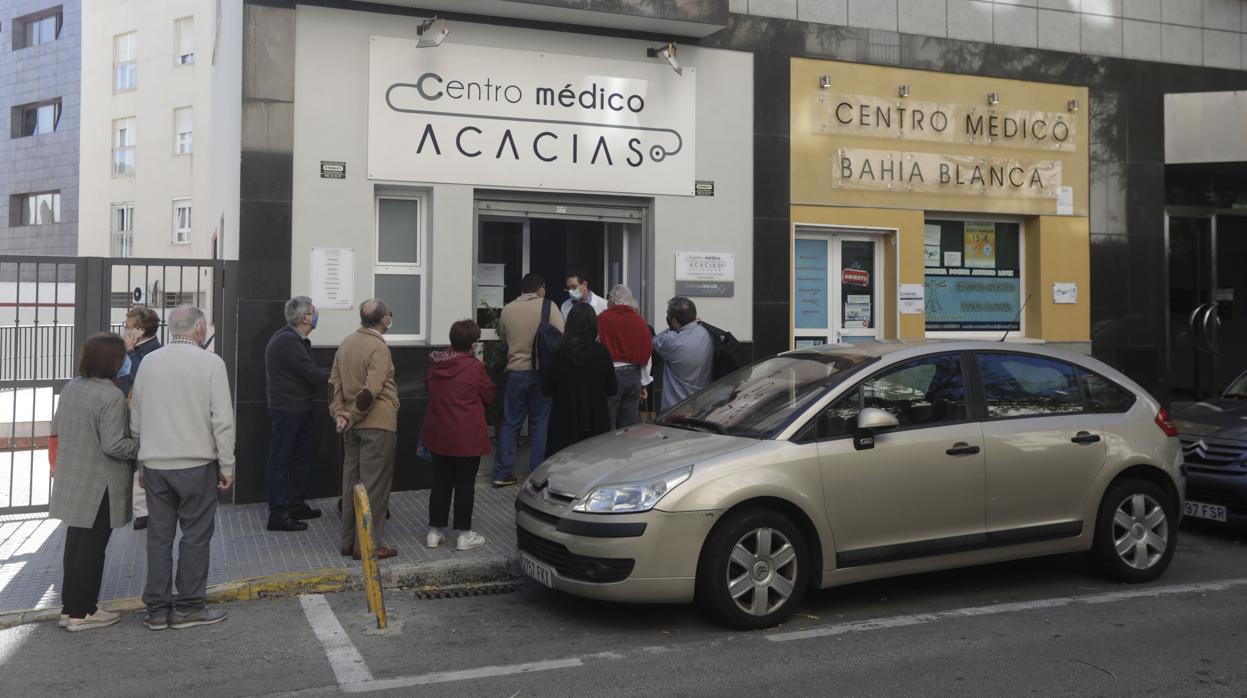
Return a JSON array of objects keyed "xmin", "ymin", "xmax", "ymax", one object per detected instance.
[
  {"xmin": 963, "ymin": 222, "xmax": 997, "ymax": 268},
  {"xmin": 791, "ymin": 58, "xmax": 1089, "ymax": 217}
]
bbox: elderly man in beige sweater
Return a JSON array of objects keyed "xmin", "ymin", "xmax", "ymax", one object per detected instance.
[
  {"xmin": 330, "ymin": 298, "xmax": 400, "ymax": 560},
  {"xmin": 131, "ymin": 305, "xmax": 235, "ymax": 631}
]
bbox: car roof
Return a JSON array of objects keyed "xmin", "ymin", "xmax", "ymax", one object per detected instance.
[{"xmin": 783, "ymin": 339, "xmax": 1111, "ymax": 369}]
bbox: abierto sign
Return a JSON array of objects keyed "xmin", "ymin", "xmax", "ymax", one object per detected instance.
[{"xmin": 368, "ymin": 37, "xmax": 696, "ymax": 196}]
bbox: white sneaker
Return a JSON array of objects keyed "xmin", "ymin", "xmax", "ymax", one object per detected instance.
[
  {"xmin": 426, "ymin": 527, "xmax": 445, "ymax": 548},
  {"xmin": 58, "ymin": 614, "xmax": 68, "ymax": 628},
  {"xmin": 65, "ymin": 609, "xmax": 121, "ymax": 632},
  {"xmin": 456, "ymin": 530, "xmax": 485, "ymax": 551}
]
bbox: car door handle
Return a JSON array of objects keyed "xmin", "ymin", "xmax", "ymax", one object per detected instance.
[
  {"xmin": 946, "ymin": 443, "xmax": 981, "ymax": 456},
  {"xmin": 1071, "ymin": 432, "xmax": 1101, "ymax": 445}
]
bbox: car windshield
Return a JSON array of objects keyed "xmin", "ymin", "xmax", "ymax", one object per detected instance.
[
  {"xmin": 1225, "ymin": 372, "xmax": 1247, "ymax": 399},
  {"xmin": 657, "ymin": 352, "xmax": 873, "ymax": 439}
]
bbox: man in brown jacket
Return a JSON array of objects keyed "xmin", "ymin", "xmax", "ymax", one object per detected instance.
[{"xmin": 329, "ymin": 298, "xmax": 399, "ymax": 559}]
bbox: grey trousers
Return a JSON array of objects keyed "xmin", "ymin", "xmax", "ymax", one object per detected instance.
[
  {"xmin": 606, "ymin": 365, "xmax": 643, "ymax": 430},
  {"xmin": 142, "ymin": 462, "xmax": 219, "ymax": 614},
  {"xmin": 341, "ymin": 429, "xmax": 396, "ymax": 550}
]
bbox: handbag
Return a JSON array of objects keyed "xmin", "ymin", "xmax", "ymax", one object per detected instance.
[{"xmin": 47, "ymin": 434, "xmax": 58, "ymax": 477}]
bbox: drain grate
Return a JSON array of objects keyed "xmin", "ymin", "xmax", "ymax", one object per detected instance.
[{"xmin": 408, "ymin": 579, "xmax": 523, "ymax": 600}]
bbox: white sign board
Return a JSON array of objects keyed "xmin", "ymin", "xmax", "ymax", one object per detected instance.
[
  {"xmin": 899, "ymin": 284, "xmax": 925, "ymax": 314},
  {"xmin": 675, "ymin": 252, "xmax": 735, "ymax": 297},
  {"xmin": 1052, "ymin": 282, "xmax": 1078, "ymax": 304},
  {"xmin": 368, "ymin": 37, "xmax": 696, "ymax": 196},
  {"xmin": 477, "ymin": 263, "xmax": 505, "ymax": 287},
  {"xmin": 310, "ymin": 247, "xmax": 354, "ymax": 309},
  {"xmin": 476, "ymin": 284, "xmax": 505, "ymax": 309}
]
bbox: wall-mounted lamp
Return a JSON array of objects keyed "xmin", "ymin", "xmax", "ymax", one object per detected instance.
[
  {"xmin": 1067, "ymin": 99, "xmax": 1080, "ymax": 112},
  {"xmin": 820, "ymin": 75, "xmax": 832, "ymax": 89},
  {"xmin": 898, "ymin": 85, "xmax": 910, "ymax": 98},
  {"xmin": 416, "ymin": 17, "xmax": 449, "ymax": 48},
  {"xmin": 987, "ymin": 92, "xmax": 1000, "ymax": 106},
  {"xmin": 646, "ymin": 42, "xmax": 683, "ymax": 75}
]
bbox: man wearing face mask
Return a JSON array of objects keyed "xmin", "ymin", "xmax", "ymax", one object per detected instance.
[
  {"xmin": 559, "ymin": 267, "xmax": 608, "ymax": 320},
  {"xmin": 329, "ymin": 298, "xmax": 400, "ymax": 559},
  {"xmin": 131, "ymin": 305, "xmax": 235, "ymax": 630},
  {"xmin": 119, "ymin": 306, "xmax": 162, "ymax": 530},
  {"xmin": 263, "ymin": 296, "xmax": 331, "ymax": 532}
]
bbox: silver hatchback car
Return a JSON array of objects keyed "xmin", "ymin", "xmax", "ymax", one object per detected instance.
[{"xmin": 516, "ymin": 342, "xmax": 1184, "ymax": 629}]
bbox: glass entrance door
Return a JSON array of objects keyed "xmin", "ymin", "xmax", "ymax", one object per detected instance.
[
  {"xmin": 794, "ymin": 232, "xmax": 882, "ymax": 347},
  {"xmin": 1167, "ymin": 213, "xmax": 1247, "ymax": 400}
]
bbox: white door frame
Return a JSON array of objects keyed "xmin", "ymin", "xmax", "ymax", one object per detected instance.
[{"xmin": 793, "ymin": 225, "xmax": 890, "ymax": 347}]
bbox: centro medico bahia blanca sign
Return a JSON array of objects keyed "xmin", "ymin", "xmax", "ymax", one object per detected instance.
[{"xmin": 368, "ymin": 36, "xmax": 697, "ymax": 196}]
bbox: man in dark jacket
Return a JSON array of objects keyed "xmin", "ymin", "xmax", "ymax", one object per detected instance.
[
  {"xmin": 264, "ymin": 296, "xmax": 331, "ymax": 532},
  {"xmin": 121, "ymin": 306, "xmax": 162, "ymax": 530}
]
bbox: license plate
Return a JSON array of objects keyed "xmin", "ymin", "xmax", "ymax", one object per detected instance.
[
  {"xmin": 1184, "ymin": 500, "xmax": 1228, "ymax": 523},
  {"xmin": 520, "ymin": 552, "xmax": 555, "ymax": 588}
]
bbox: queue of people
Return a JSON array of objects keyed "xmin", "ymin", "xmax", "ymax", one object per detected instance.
[{"xmin": 46, "ymin": 277, "xmax": 723, "ymax": 632}]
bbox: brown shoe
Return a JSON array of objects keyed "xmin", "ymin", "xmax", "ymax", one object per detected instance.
[
  {"xmin": 353, "ymin": 546, "xmax": 397, "ymax": 560},
  {"xmin": 340, "ymin": 545, "xmax": 354, "ymax": 557}
]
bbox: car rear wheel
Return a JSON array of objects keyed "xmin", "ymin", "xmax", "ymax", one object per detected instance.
[
  {"xmin": 1090, "ymin": 478, "xmax": 1177, "ymax": 583},
  {"xmin": 696, "ymin": 508, "xmax": 809, "ymax": 630}
]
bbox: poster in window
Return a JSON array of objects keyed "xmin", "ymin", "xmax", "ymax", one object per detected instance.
[
  {"xmin": 963, "ymin": 222, "xmax": 997, "ymax": 269},
  {"xmin": 794, "ymin": 239, "xmax": 829, "ymax": 329},
  {"xmin": 923, "ymin": 276, "xmax": 1020, "ymax": 331},
  {"xmin": 844, "ymin": 294, "xmax": 871, "ymax": 329},
  {"xmin": 924, "ymin": 224, "xmax": 941, "ymax": 267}
]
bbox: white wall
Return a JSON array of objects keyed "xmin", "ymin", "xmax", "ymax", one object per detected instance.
[
  {"xmin": 78, "ymin": 0, "xmax": 223, "ymax": 259},
  {"xmin": 208, "ymin": 0, "xmax": 241, "ymax": 261},
  {"xmin": 291, "ymin": 5, "xmax": 754, "ymax": 347}
]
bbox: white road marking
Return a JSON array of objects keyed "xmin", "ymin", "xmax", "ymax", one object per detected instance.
[
  {"xmin": 299, "ymin": 594, "xmax": 374, "ymax": 686},
  {"xmin": 766, "ymin": 577, "xmax": 1247, "ymax": 643},
  {"xmin": 343, "ymin": 659, "xmax": 584, "ymax": 694}
]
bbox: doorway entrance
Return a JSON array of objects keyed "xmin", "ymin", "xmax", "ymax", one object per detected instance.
[
  {"xmin": 793, "ymin": 228, "xmax": 885, "ymax": 347},
  {"xmin": 475, "ymin": 198, "xmax": 645, "ymax": 335},
  {"xmin": 1166, "ymin": 211, "xmax": 1247, "ymax": 400}
]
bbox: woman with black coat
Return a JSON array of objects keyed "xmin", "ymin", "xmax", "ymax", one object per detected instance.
[{"xmin": 542, "ymin": 303, "xmax": 617, "ymax": 457}]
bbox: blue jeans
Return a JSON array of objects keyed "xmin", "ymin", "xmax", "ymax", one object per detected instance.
[{"xmin": 494, "ymin": 370, "xmax": 551, "ymax": 480}]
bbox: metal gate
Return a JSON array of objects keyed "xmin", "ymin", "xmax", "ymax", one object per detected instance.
[{"xmin": 1, "ymin": 256, "xmax": 235, "ymax": 515}]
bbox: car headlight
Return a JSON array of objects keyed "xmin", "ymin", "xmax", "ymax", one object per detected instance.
[{"xmin": 572, "ymin": 466, "xmax": 692, "ymax": 514}]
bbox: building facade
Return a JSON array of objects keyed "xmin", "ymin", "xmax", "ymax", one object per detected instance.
[
  {"xmin": 77, "ymin": 0, "xmax": 225, "ymax": 261},
  {"xmin": 0, "ymin": 0, "xmax": 80, "ymax": 255},
  {"xmin": 223, "ymin": 0, "xmax": 1247, "ymax": 505}
]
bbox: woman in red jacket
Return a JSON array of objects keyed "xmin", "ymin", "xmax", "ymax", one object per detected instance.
[
  {"xmin": 422, "ymin": 320, "xmax": 496, "ymax": 551},
  {"xmin": 597, "ymin": 285, "xmax": 653, "ymax": 429}
]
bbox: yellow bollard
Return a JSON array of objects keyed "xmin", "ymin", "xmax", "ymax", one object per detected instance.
[{"xmin": 353, "ymin": 483, "xmax": 387, "ymax": 629}]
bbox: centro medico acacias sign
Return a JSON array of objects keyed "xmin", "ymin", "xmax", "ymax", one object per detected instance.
[{"xmin": 368, "ymin": 36, "xmax": 697, "ymax": 196}]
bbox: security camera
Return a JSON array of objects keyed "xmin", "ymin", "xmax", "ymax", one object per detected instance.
[
  {"xmin": 647, "ymin": 42, "xmax": 683, "ymax": 76},
  {"xmin": 416, "ymin": 17, "xmax": 449, "ymax": 48}
]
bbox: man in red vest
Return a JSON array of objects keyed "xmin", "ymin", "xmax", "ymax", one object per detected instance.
[{"xmin": 597, "ymin": 284, "xmax": 653, "ymax": 429}]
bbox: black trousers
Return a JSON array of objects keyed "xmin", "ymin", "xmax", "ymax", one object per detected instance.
[
  {"xmin": 429, "ymin": 454, "xmax": 481, "ymax": 531},
  {"xmin": 62, "ymin": 491, "xmax": 112, "ymax": 618},
  {"xmin": 266, "ymin": 409, "xmax": 313, "ymax": 520}
]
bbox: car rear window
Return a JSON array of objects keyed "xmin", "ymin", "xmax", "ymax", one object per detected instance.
[{"xmin": 1079, "ymin": 369, "xmax": 1136, "ymax": 413}]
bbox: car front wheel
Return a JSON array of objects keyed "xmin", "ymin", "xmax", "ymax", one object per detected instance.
[
  {"xmin": 1090, "ymin": 478, "xmax": 1178, "ymax": 583},
  {"xmin": 696, "ymin": 508, "xmax": 809, "ymax": 630}
]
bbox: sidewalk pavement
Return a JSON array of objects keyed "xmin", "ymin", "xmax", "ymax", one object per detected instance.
[{"xmin": 0, "ymin": 475, "xmax": 525, "ymax": 627}]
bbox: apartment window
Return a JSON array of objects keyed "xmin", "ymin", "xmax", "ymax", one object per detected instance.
[
  {"xmin": 9, "ymin": 191, "xmax": 61, "ymax": 226},
  {"xmin": 113, "ymin": 118, "xmax": 136, "ymax": 176},
  {"xmin": 111, "ymin": 204, "xmax": 134, "ymax": 257},
  {"xmin": 11, "ymin": 99, "xmax": 62, "ymax": 138},
  {"xmin": 114, "ymin": 32, "xmax": 137, "ymax": 91},
  {"xmin": 174, "ymin": 107, "xmax": 193, "ymax": 154},
  {"xmin": 173, "ymin": 199, "xmax": 192, "ymax": 244},
  {"xmin": 12, "ymin": 7, "xmax": 62, "ymax": 50},
  {"xmin": 374, "ymin": 196, "xmax": 426, "ymax": 339},
  {"xmin": 175, "ymin": 17, "xmax": 194, "ymax": 64}
]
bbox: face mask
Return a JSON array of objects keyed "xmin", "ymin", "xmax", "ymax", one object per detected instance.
[
  {"xmin": 569, "ymin": 288, "xmax": 583, "ymax": 302},
  {"xmin": 115, "ymin": 354, "xmax": 132, "ymax": 378},
  {"xmin": 309, "ymin": 311, "xmax": 319, "ymax": 330}
]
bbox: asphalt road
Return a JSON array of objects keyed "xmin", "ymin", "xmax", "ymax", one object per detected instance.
[{"xmin": 3, "ymin": 522, "xmax": 1245, "ymax": 697}]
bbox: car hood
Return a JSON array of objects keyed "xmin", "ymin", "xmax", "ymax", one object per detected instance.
[
  {"xmin": 1172, "ymin": 399, "xmax": 1247, "ymax": 440},
  {"xmin": 532, "ymin": 424, "xmax": 758, "ymax": 498}
]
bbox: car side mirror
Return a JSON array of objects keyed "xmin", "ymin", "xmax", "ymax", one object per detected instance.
[{"xmin": 853, "ymin": 408, "xmax": 899, "ymax": 451}]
